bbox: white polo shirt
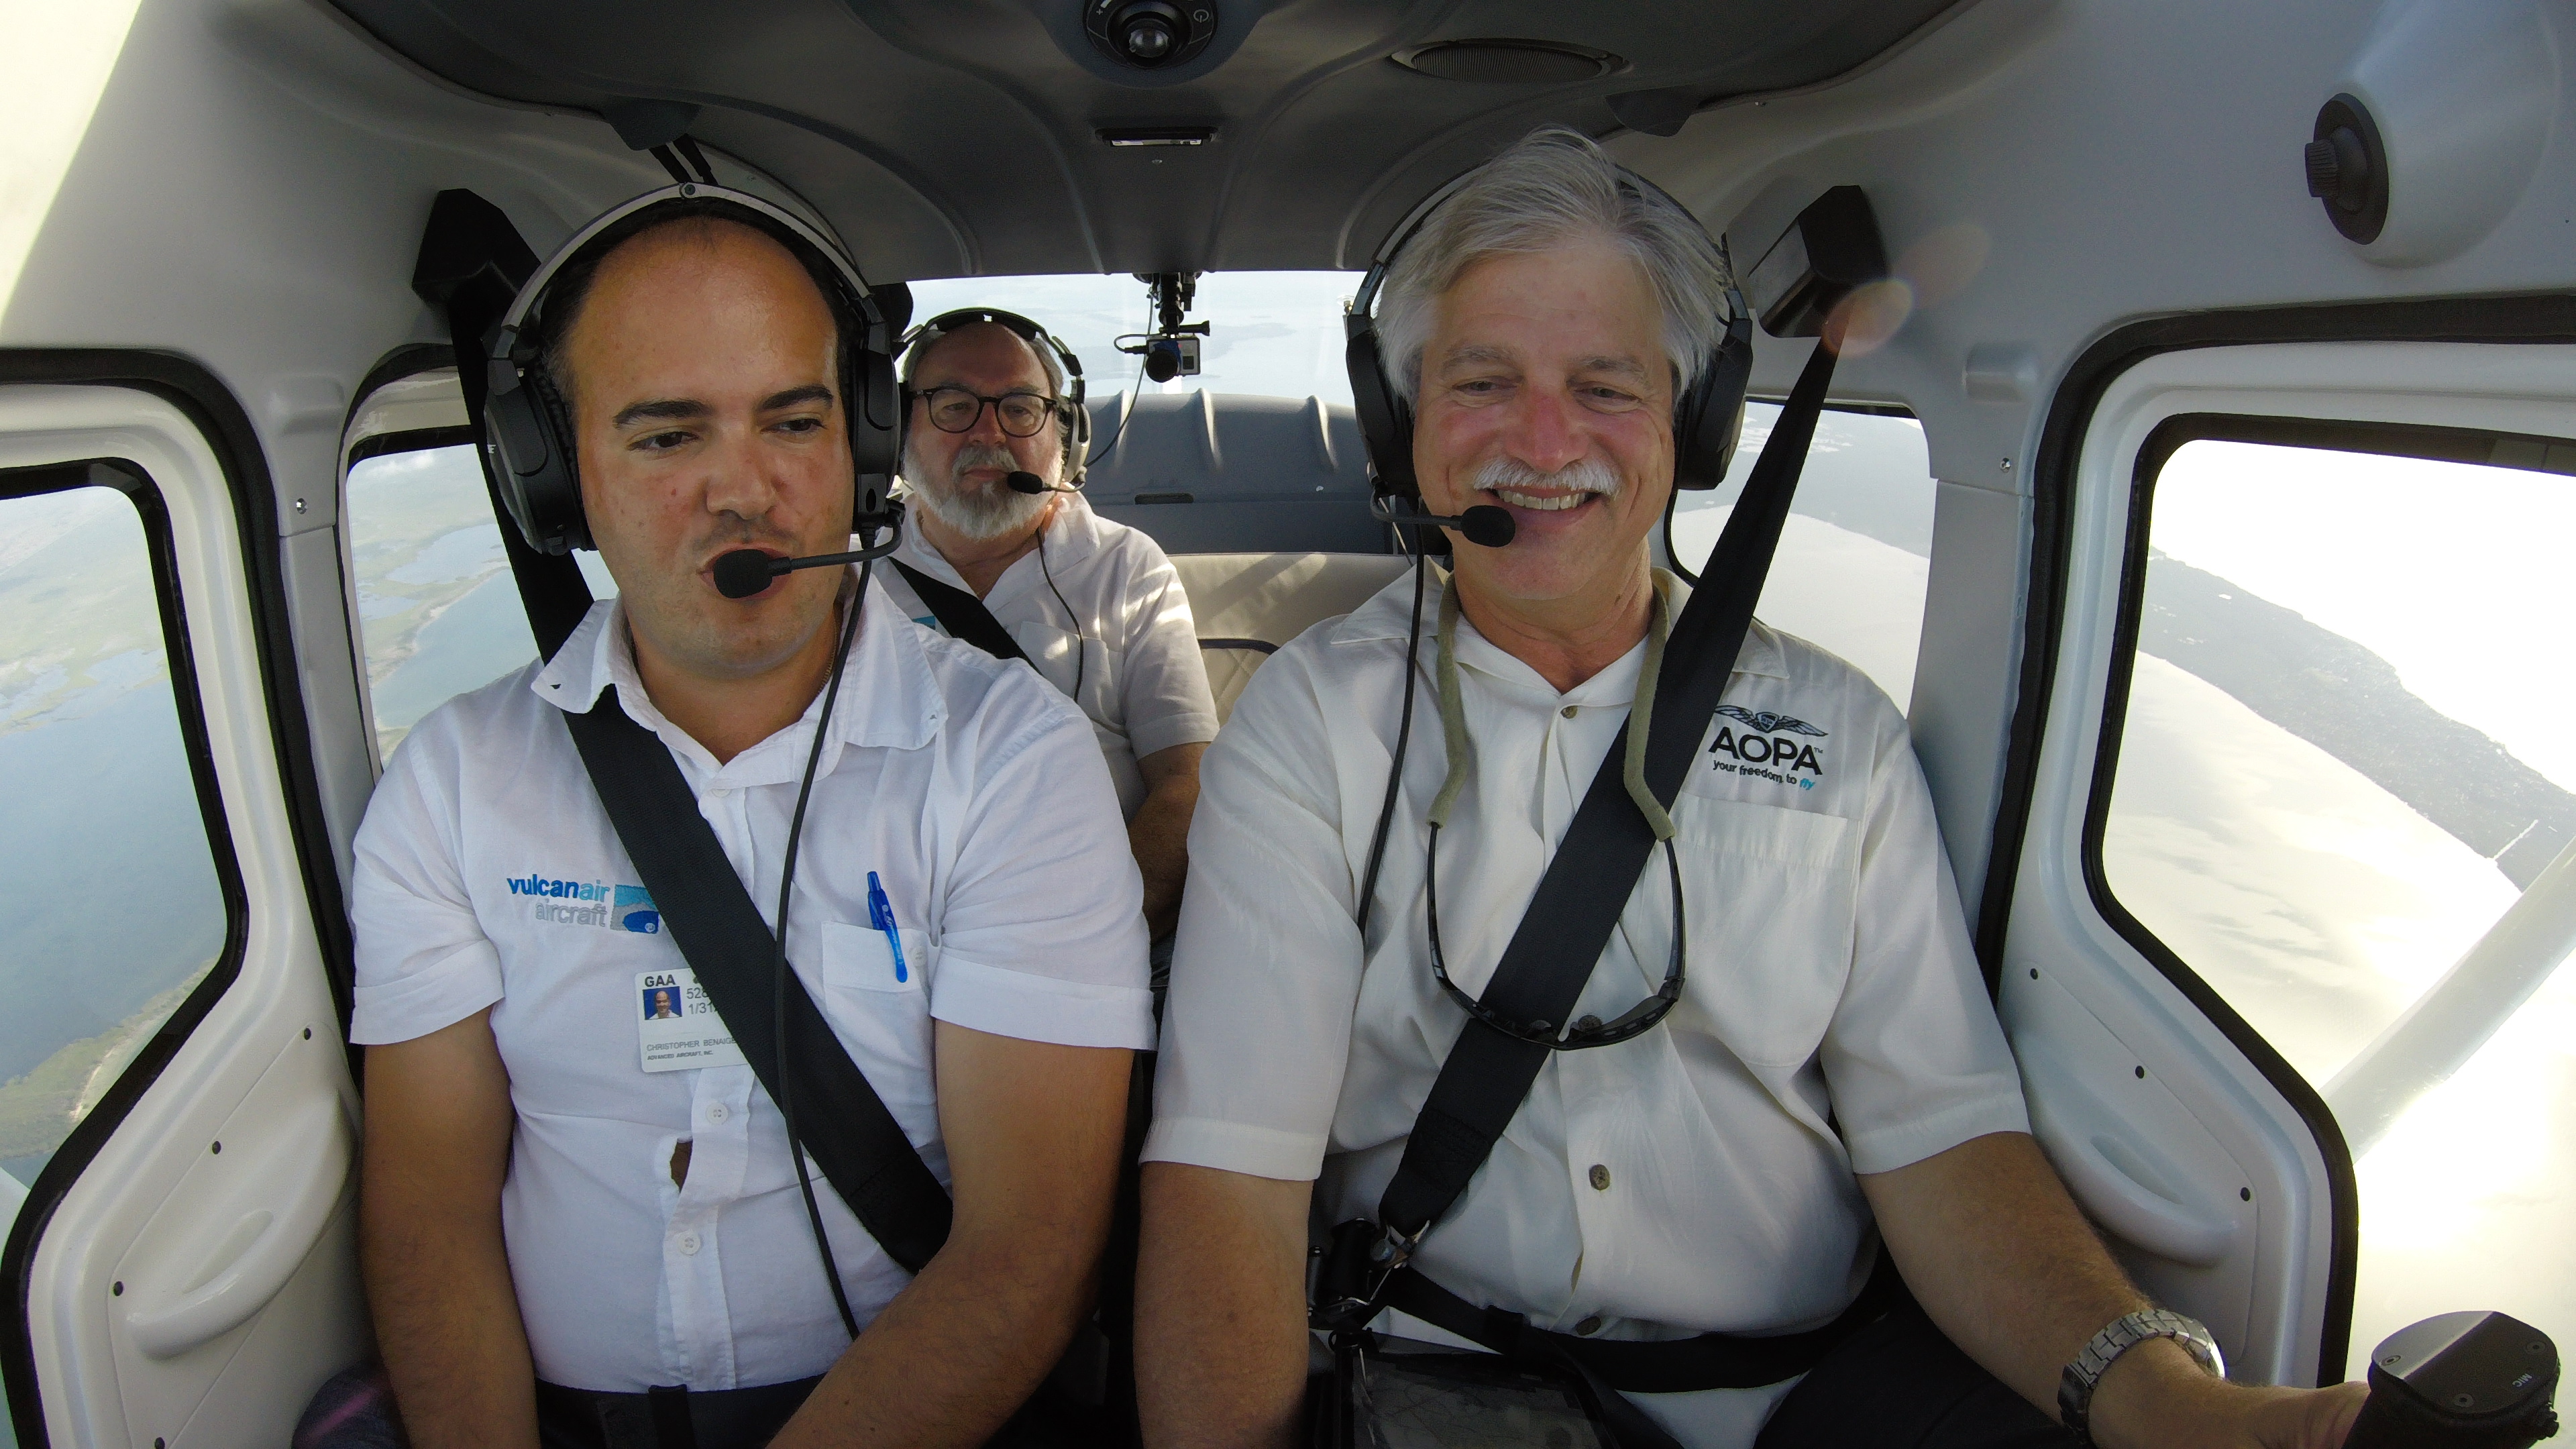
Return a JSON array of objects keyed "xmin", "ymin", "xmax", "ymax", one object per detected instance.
[
  {"xmin": 349, "ymin": 577, "xmax": 1155, "ymax": 1393},
  {"xmin": 881, "ymin": 491, "xmax": 1218, "ymax": 818},
  {"xmin": 1143, "ymin": 568, "xmax": 2027, "ymax": 1448}
]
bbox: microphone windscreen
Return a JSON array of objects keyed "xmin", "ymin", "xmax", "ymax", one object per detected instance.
[
  {"xmin": 1006, "ymin": 471, "xmax": 1047, "ymax": 494},
  {"xmin": 1457, "ymin": 505, "xmax": 1517, "ymax": 549},
  {"xmin": 712, "ymin": 549, "xmax": 782, "ymax": 600}
]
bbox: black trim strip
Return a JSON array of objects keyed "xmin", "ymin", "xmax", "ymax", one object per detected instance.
[
  {"xmin": 1197, "ymin": 636, "xmax": 1279, "ymax": 655},
  {"xmin": 347, "ymin": 425, "xmax": 476, "ymax": 468},
  {"xmin": 343, "ymin": 341, "xmax": 457, "ymax": 438},
  {"xmin": 0, "ymin": 350, "xmax": 351, "ymax": 1446},
  {"xmin": 0, "ymin": 461, "xmax": 252, "ymax": 1449},
  {"xmin": 1975, "ymin": 291, "xmax": 2576, "ymax": 1389}
]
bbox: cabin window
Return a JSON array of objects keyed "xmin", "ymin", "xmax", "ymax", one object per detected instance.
[
  {"xmin": 1666, "ymin": 402, "xmax": 1934, "ymax": 710},
  {"xmin": 343, "ymin": 435, "xmax": 612, "ymax": 763},
  {"xmin": 0, "ymin": 466, "xmax": 235, "ymax": 1187},
  {"xmin": 2090, "ymin": 416, "xmax": 2576, "ymax": 1373},
  {"xmin": 906, "ymin": 271, "xmax": 1360, "ymax": 406}
]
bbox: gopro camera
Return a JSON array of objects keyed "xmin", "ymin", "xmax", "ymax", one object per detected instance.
[{"xmin": 1144, "ymin": 333, "xmax": 1201, "ymax": 382}]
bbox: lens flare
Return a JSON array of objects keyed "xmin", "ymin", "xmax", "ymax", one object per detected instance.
[
  {"xmin": 1824, "ymin": 278, "xmax": 1915, "ymax": 357},
  {"xmin": 1896, "ymin": 221, "xmax": 1992, "ymax": 309}
]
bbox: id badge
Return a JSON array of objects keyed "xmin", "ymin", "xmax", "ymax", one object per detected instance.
[{"xmin": 636, "ymin": 968, "xmax": 750, "ymax": 1073}]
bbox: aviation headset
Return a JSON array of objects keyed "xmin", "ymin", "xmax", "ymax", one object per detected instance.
[
  {"xmin": 1342, "ymin": 158, "xmax": 1756, "ymax": 509},
  {"xmin": 898, "ymin": 307, "xmax": 1092, "ymax": 486},
  {"xmin": 1342, "ymin": 148, "xmax": 1756, "ymax": 930},
  {"xmin": 482, "ymin": 182, "xmax": 906, "ymax": 556}
]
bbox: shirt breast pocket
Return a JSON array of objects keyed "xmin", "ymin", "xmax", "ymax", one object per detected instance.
[
  {"xmin": 818, "ymin": 921, "xmax": 936, "ymax": 1130},
  {"xmin": 1671, "ymin": 796, "xmax": 1860, "ymax": 1069}
]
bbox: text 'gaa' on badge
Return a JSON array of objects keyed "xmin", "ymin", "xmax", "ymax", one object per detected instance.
[{"xmin": 636, "ymin": 968, "xmax": 750, "ymax": 1074}]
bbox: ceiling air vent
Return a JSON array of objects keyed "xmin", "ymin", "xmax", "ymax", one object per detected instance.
[{"xmin": 1392, "ymin": 40, "xmax": 1624, "ymax": 85}]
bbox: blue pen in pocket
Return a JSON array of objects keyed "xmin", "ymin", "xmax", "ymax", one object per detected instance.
[{"xmin": 866, "ymin": 871, "xmax": 909, "ymax": 983}]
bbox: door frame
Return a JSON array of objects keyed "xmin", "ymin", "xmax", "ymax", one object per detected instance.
[
  {"xmin": 0, "ymin": 351, "xmax": 357, "ymax": 1446},
  {"xmin": 1978, "ymin": 294, "xmax": 2576, "ymax": 1386}
]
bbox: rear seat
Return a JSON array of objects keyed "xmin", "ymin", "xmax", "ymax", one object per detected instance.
[{"xmin": 1171, "ymin": 553, "xmax": 1410, "ymax": 723}]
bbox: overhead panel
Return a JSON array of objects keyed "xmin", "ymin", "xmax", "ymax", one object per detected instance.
[{"xmin": 329, "ymin": 0, "xmax": 1964, "ymax": 280}]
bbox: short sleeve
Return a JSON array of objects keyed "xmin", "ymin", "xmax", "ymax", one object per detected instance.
[
  {"xmin": 1817, "ymin": 713, "xmax": 2029, "ymax": 1174},
  {"xmin": 928, "ymin": 675, "xmax": 1157, "ymax": 1051},
  {"xmin": 348, "ymin": 713, "xmax": 506, "ymax": 1046},
  {"xmin": 1113, "ymin": 549, "xmax": 1219, "ymax": 762},
  {"xmin": 1143, "ymin": 645, "xmax": 1362, "ymax": 1181}
]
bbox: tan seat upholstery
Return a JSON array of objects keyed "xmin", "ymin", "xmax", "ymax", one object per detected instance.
[{"xmin": 1171, "ymin": 552, "xmax": 1411, "ymax": 724}]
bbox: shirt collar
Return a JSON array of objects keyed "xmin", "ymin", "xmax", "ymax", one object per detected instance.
[
  {"xmin": 1332, "ymin": 566, "xmax": 1789, "ymax": 682},
  {"xmin": 531, "ymin": 571, "xmax": 946, "ymax": 766}
]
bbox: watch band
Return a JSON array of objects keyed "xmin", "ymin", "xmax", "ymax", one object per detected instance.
[{"xmin": 2056, "ymin": 1307, "xmax": 2224, "ymax": 1446}]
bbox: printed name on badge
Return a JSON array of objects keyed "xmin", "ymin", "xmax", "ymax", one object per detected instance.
[{"xmin": 636, "ymin": 968, "xmax": 750, "ymax": 1073}]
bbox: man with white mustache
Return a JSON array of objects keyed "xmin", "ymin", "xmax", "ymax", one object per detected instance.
[
  {"xmin": 882, "ymin": 313, "xmax": 1218, "ymax": 946},
  {"xmin": 1135, "ymin": 127, "xmax": 2367, "ymax": 1449}
]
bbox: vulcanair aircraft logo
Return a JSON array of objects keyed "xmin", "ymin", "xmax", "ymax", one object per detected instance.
[{"xmin": 506, "ymin": 871, "xmax": 660, "ymax": 934}]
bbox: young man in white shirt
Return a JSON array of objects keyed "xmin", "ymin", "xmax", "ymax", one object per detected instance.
[
  {"xmin": 352, "ymin": 207, "xmax": 1152, "ymax": 1448},
  {"xmin": 1133, "ymin": 129, "xmax": 2369, "ymax": 1449},
  {"xmin": 879, "ymin": 312, "xmax": 1218, "ymax": 943}
]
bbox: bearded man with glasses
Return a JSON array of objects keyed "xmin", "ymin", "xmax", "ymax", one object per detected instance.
[{"xmin": 884, "ymin": 312, "xmax": 1218, "ymax": 949}]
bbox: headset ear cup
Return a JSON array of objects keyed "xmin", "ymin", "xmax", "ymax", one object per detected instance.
[
  {"xmin": 1065, "ymin": 397, "xmax": 1091, "ymax": 484},
  {"xmin": 484, "ymin": 365, "xmax": 588, "ymax": 554},
  {"xmin": 1674, "ymin": 320, "xmax": 1754, "ymax": 490},
  {"xmin": 1346, "ymin": 329, "xmax": 1417, "ymax": 500},
  {"xmin": 850, "ymin": 347, "xmax": 900, "ymax": 488}
]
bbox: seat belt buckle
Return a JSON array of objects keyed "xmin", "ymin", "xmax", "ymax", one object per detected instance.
[{"xmin": 1311, "ymin": 1218, "xmax": 1421, "ymax": 1336}]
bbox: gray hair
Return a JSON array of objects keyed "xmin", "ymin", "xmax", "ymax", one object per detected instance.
[{"xmin": 1374, "ymin": 126, "xmax": 1733, "ymax": 405}]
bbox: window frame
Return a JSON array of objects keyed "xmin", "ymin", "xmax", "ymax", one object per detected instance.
[
  {"xmin": 2080, "ymin": 408, "xmax": 2569, "ymax": 1085},
  {"xmin": 0, "ymin": 458, "xmax": 250, "ymax": 1430},
  {"xmin": 0, "ymin": 348, "xmax": 354, "ymax": 1447},
  {"xmin": 1988, "ymin": 294, "xmax": 2576, "ymax": 1388},
  {"xmin": 1659, "ymin": 395, "xmax": 1929, "ymax": 586}
]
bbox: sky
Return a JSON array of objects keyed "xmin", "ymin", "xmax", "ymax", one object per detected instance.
[{"xmin": 2150, "ymin": 440, "xmax": 2576, "ymax": 791}]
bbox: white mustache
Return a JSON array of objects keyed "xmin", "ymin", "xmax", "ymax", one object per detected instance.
[
  {"xmin": 949, "ymin": 443, "xmax": 1020, "ymax": 478},
  {"xmin": 1474, "ymin": 456, "xmax": 1621, "ymax": 510}
]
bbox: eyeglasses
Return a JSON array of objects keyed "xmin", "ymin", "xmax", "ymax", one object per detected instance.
[
  {"xmin": 1424, "ymin": 822, "xmax": 1687, "ymax": 1050},
  {"xmin": 910, "ymin": 386, "xmax": 1062, "ymax": 438}
]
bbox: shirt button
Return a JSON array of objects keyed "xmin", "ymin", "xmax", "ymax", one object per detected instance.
[
  {"xmin": 1575, "ymin": 1316, "xmax": 1603, "ymax": 1337},
  {"xmin": 706, "ymin": 1104, "xmax": 729, "ymax": 1124},
  {"xmin": 1562, "ymin": 705, "xmax": 1578, "ymax": 718},
  {"xmin": 1589, "ymin": 1164, "xmax": 1611, "ymax": 1191},
  {"xmin": 676, "ymin": 1232, "xmax": 702, "ymax": 1256}
]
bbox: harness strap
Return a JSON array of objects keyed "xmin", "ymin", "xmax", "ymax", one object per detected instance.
[
  {"xmin": 894, "ymin": 559, "xmax": 1028, "ymax": 662},
  {"xmin": 561, "ymin": 690, "xmax": 954, "ymax": 1273},
  {"xmin": 1374, "ymin": 1248, "xmax": 1904, "ymax": 1395},
  {"xmin": 1375, "ymin": 338, "xmax": 1842, "ymax": 1243}
]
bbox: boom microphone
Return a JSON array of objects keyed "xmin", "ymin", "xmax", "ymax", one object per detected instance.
[
  {"xmin": 711, "ymin": 531, "xmax": 903, "ymax": 600},
  {"xmin": 1368, "ymin": 496, "xmax": 1517, "ymax": 549},
  {"xmin": 1006, "ymin": 470, "xmax": 1079, "ymax": 495}
]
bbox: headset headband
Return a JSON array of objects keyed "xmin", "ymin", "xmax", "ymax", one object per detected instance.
[
  {"xmin": 493, "ymin": 182, "xmax": 888, "ymax": 368},
  {"xmin": 1346, "ymin": 166, "xmax": 1740, "ymax": 337},
  {"xmin": 898, "ymin": 307, "xmax": 1086, "ymax": 405}
]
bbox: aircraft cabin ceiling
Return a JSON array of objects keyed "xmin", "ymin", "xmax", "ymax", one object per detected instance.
[{"xmin": 326, "ymin": 0, "xmax": 1963, "ymax": 282}]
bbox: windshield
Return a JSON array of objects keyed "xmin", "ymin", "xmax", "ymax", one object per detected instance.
[{"xmin": 904, "ymin": 271, "xmax": 1359, "ymax": 407}]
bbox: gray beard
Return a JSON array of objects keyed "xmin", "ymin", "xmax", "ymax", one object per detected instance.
[{"xmin": 901, "ymin": 439, "xmax": 1053, "ymax": 541}]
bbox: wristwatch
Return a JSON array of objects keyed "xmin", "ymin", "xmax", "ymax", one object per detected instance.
[{"xmin": 2057, "ymin": 1307, "xmax": 2225, "ymax": 1446}]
